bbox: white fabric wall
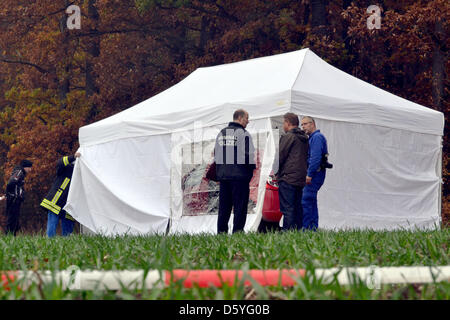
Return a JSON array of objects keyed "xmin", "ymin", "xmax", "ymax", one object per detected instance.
[
  {"xmin": 65, "ymin": 134, "xmax": 172, "ymax": 235},
  {"xmin": 67, "ymin": 114, "xmax": 441, "ymax": 235},
  {"xmin": 310, "ymin": 118, "xmax": 441, "ymax": 230},
  {"xmin": 67, "ymin": 117, "xmax": 277, "ymax": 235},
  {"xmin": 67, "ymin": 115, "xmax": 441, "ymax": 234}
]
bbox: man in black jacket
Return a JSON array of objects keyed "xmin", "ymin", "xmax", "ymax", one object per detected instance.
[
  {"xmin": 2, "ymin": 159, "xmax": 33, "ymax": 236},
  {"xmin": 41, "ymin": 153, "xmax": 80, "ymax": 237},
  {"xmin": 214, "ymin": 109, "xmax": 255, "ymax": 234},
  {"xmin": 275, "ymin": 113, "xmax": 309, "ymax": 230}
]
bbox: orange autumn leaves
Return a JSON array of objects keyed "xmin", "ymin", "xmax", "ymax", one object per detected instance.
[{"xmin": 0, "ymin": 0, "xmax": 448, "ymax": 231}]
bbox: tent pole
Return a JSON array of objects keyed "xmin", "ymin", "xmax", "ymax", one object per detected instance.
[
  {"xmin": 165, "ymin": 218, "xmax": 171, "ymax": 235},
  {"xmin": 437, "ymin": 137, "xmax": 443, "ymax": 229}
]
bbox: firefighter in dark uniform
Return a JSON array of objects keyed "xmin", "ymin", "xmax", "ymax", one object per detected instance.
[
  {"xmin": 2, "ymin": 159, "xmax": 33, "ymax": 236},
  {"xmin": 41, "ymin": 153, "xmax": 80, "ymax": 237},
  {"xmin": 214, "ymin": 109, "xmax": 255, "ymax": 234}
]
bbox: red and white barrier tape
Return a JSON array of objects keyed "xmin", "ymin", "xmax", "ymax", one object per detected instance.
[{"xmin": 1, "ymin": 266, "xmax": 449, "ymax": 291}]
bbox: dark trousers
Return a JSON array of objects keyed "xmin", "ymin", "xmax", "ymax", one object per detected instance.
[
  {"xmin": 5, "ymin": 200, "xmax": 22, "ymax": 236},
  {"xmin": 257, "ymin": 219, "xmax": 281, "ymax": 233},
  {"xmin": 217, "ymin": 180, "xmax": 250, "ymax": 234},
  {"xmin": 278, "ymin": 181, "xmax": 304, "ymax": 231}
]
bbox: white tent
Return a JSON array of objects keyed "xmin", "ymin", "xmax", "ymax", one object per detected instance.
[{"xmin": 65, "ymin": 48, "xmax": 444, "ymax": 235}]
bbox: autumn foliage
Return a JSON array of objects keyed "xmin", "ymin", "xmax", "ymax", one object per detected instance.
[{"xmin": 0, "ymin": 0, "xmax": 448, "ymax": 233}]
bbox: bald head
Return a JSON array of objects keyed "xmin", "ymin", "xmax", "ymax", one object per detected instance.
[{"xmin": 233, "ymin": 109, "xmax": 249, "ymax": 128}]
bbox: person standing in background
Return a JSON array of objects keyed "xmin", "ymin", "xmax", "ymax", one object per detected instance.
[
  {"xmin": 41, "ymin": 153, "xmax": 80, "ymax": 237},
  {"xmin": 2, "ymin": 159, "xmax": 33, "ymax": 236},
  {"xmin": 300, "ymin": 116, "xmax": 330, "ymax": 231},
  {"xmin": 214, "ymin": 109, "xmax": 256, "ymax": 234},
  {"xmin": 275, "ymin": 113, "xmax": 309, "ymax": 231}
]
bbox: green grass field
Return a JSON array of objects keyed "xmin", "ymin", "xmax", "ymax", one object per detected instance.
[{"xmin": 1, "ymin": 229, "xmax": 449, "ymax": 300}]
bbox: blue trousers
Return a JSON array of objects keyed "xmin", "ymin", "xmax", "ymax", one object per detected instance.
[
  {"xmin": 47, "ymin": 211, "xmax": 74, "ymax": 237},
  {"xmin": 278, "ymin": 181, "xmax": 303, "ymax": 231},
  {"xmin": 302, "ymin": 171, "xmax": 325, "ymax": 231}
]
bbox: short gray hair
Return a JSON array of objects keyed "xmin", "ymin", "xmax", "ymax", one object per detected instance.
[{"xmin": 302, "ymin": 116, "xmax": 315, "ymax": 125}]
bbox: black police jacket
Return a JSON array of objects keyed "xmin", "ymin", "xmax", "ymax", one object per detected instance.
[
  {"xmin": 6, "ymin": 166, "xmax": 27, "ymax": 204},
  {"xmin": 214, "ymin": 122, "xmax": 256, "ymax": 181},
  {"xmin": 40, "ymin": 155, "xmax": 75, "ymax": 217}
]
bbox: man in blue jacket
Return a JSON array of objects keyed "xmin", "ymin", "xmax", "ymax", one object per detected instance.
[{"xmin": 300, "ymin": 116, "xmax": 329, "ymax": 231}]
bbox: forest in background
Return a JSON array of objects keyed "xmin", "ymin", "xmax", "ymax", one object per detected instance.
[{"xmin": 0, "ymin": 0, "xmax": 448, "ymax": 232}]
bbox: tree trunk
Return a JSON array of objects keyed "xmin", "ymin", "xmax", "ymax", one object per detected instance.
[
  {"xmin": 85, "ymin": 0, "xmax": 100, "ymax": 98},
  {"xmin": 198, "ymin": 15, "xmax": 208, "ymax": 56},
  {"xmin": 342, "ymin": 0, "xmax": 354, "ymax": 72},
  {"xmin": 311, "ymin": 0, "xmax": 327, "ymax": 36},
  {"xmin": 85, "ymin": 0, "xmax": 100, "ymax": 122},
  {"xmin": 303, "ymin": 1, "xmax": 310, "ymax": 26},
  {"xmin": 431, "ymin": 19, "xmax": 445, "ymax": 112},
  {"xmin": 58, "ymin": 0, "xmax": 71, "ymax": 108}
]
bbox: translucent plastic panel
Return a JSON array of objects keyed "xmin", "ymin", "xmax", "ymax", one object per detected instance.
[{"xmin": 180, "ymin": 135, "xmax": 266, "ymax": 217}]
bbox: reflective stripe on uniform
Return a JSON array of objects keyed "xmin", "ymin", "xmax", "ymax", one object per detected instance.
[
  {"xmin": 65, "ymin": 213, "xmax": 75, "ymax": 221},
  {"xmin": 60, "ymin": 178, "xmax": 70, "ymax": 190},
  {"xmin": 40, "ymin": 200, "xmax": 60, "ymax": 215},
  {"xmin": 63, "ymin": 156, "xmax": 69, "ymax": 166},
  {"xmin": 41, "ymin": 177, "xmax": 70, "ymax": 216},
  {"xmin": 51, "ymin": 190, "xmax": 63, "ymax": 203},
  {"xmin": 42, "ymin": 198, "xmax": 61, "ymax": 211}
]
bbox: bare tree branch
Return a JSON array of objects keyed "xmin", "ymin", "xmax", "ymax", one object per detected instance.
[{"xmin": 0, "ymin": 55, "xmax": 49, "ymax": 74}]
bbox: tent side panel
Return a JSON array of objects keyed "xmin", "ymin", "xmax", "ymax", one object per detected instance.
[
  {"xmin": 65, "ymin": 134, "xmax": 172, "ymax": 235},
  {"xmin": 302, "ymin": 118, "xmax": 441, "ymax": 230}
]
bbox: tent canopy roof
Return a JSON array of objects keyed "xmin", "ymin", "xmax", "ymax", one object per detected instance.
[{"xmin": 80, "ymin": 48, "xmax": 444, "ymax": 146}]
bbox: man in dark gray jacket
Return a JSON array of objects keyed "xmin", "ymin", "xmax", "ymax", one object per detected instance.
[{"xmin": 275, "ymin": 113, "xmax": 309, "ymax": 230}]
